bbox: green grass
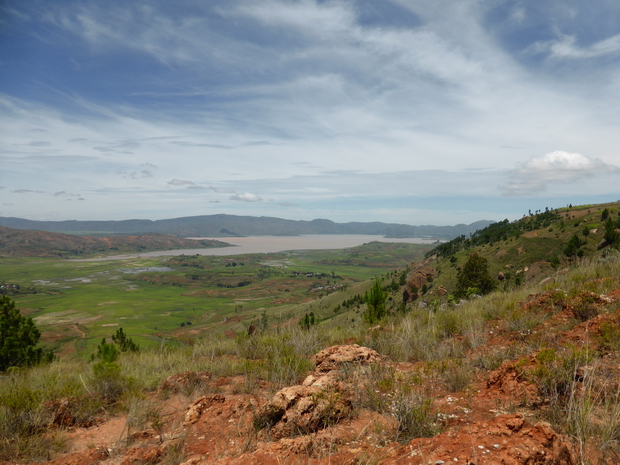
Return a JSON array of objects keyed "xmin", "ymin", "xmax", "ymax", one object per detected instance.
[{"xmin": 1, "ymin": 242, "xmax": 430, "ymax": 357}]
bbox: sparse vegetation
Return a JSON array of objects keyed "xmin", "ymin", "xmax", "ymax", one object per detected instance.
[{"xmin": 3, "ymin": 202, "xmax": 620, "ymax": 462}]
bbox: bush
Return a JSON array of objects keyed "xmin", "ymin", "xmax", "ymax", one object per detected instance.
[
  {"xmin": 597, "ymin": 321, "xmax": 620, "ymax": 353},
  {"xmin": 91, "ymin": 341, "xmax": 126, "ymax": 401},
  {"xmin": 442, "ymin": 362, "xmax": 472, "ymax": 392},
  {"xmin": 391, "ymin": 389, "xmax": 439, "ymax": 443},
  {"xmin": 355, "ymin": 364, "xmax": 439, "ymax": 443},
  {"xmin": 0, "ymin": 384, "xmax": 62, "ymax": 461}
]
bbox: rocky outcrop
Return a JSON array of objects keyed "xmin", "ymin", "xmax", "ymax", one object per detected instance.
[
  {"xmin": 184, "ymin": 394, "xmax": 226, "ymax": 425},
  {"xmin": 400, "ymin": 413, "xmax": 575, "ymax": 465},
  {"xmin": 406, "ymin": 266, "xmax": 436, "ymax": 291},
  {"xmin": 312, "ymin": 344, "xmax": 382, "ymax": 375},
  {"xmin": 254, "ymin": 385, "xmax": 351, "ymax": 439},
  {"xmin": 302, "ymin": 344, "xmax": 382, "ymax": 388},
  {"xmin": 255, "ymin": 345, "xmax": 381, "ymax": 439},
  {"xmin": 484, "ymin": 358, "xmax": 540, "ymax": 404}
]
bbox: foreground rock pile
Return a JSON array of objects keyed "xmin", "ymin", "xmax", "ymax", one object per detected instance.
[{"xmin": 41, "ymin": 343, "xmax": 584, "ymax": 465}]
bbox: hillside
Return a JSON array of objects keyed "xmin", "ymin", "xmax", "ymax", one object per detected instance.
[
  {"xmin": 0, "ymin": 214, "xmax": 493, "ymax": 239},
  {"xmin": 2, "ymin": 202, "xmax": 620, "ymax": 464},
  {"xmin": 0, "ymin": 226, "xmax": 231, "ymax": 258},
  {"xmin": 403, "ymin": 201, "xmax": 620, "ymax": 302}
]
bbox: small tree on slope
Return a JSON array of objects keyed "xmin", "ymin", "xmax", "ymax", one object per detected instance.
[
  {"xmin": 454, "ymin": 251, "xmax": 495, "ymax": 299},
  {"xmin": 363, "ymin": 279, "xmax": 387, "ymax": 324}
]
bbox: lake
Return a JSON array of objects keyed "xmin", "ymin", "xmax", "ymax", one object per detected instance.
[{"xmin": 70, "ymin": 235, "xmax": 439, "ymax": 261}]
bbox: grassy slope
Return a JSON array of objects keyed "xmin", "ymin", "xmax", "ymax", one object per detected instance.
[{"xmin": 414, "ymin": 202, "xmax": 620, "ymax": 300}]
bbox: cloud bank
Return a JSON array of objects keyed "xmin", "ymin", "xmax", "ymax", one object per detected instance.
[{"xmin": 1, "ymin": 0, "xmax": 620, "ymax": 224}]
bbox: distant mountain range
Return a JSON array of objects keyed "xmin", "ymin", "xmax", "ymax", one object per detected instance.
[{"xmin": 0, "ymin": 215, "xmax": 493, "ymax": 239}]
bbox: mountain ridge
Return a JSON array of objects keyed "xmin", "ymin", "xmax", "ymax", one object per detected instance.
[
  {"xmin": 0, "ymin": 214, "xmax": 493, "ymax": 239},
  {"xmin": 0, "ymin": 227, "xmax": 230, "ymax": 258}
]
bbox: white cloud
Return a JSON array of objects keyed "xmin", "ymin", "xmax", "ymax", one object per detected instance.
[
  {"xmin": 501, "ymin": 151, "xmax": 620, "ymax": 196},
  {"xmin": 167, "ymin": 179, "xmax": 196, "ymax": 187},
  {"xmin": 230, "ymin": 192, "xmax": 262, "ymax": 202}
]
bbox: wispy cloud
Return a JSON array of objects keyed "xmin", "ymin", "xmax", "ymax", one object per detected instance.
[
  {"xmin": 167, "ymin": 179, "xmax": 196, "ymax": 187},
  {"xmin": 534, "ymin": 34, "xmax": 620, "ymax": 60},
  {"xmin": 120, "ymin": 170, "xmax": 153, "ymax": 179},
  {"xmin": 169, "ymin": 141, "xmax": 233, "ymax": 149},
  {"xmin": 1, "ymin": 0, "xmax": 620, "ymax": 223},
  {"xmin": 53, "ymin": 191, "xmax": 81, "ymax": 197}
]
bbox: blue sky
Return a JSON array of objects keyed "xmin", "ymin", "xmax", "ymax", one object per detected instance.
[{"xmin": 1, "ymin": 0, "xmax": 620, "ymax": 226}]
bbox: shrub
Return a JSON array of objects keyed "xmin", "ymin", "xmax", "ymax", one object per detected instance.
[
  {"xmin": 597, "ymin": 321, "xmax": 620, "ymax": 353},
  {"xmin": 0, "ymin": 383, "xmax": 63, "ymax": 461},
  {"xmin": 391, "ymin": 389, "xmax": 439, "ymax": 443},
  {"xmin": 354, "ymin": 364, "xmax": 439, "ymax": 443},
  {"xmin": 91, "ymin": 341, "xmax": 126, "ymax": 401},
  {"xmin": 299, "ymin": 312, "xmax": 316, "ymax": 330},
  {"xmin": 442, "ymin": 361, "xmax": 472, "ymax": 392}
]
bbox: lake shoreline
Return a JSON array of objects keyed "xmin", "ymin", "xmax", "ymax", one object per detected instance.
[{"xmin": 68, "ymin": 234, "xmax": 440, "ymax": 262}]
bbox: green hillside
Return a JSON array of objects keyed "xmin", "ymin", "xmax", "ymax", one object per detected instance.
[
  {"xmin": 404, "ymin": 202, "xmax": 620, "ymax": 303},
  {"xmin": 2, "ymin": 202, "xmax": 620, "ymax": 464}
]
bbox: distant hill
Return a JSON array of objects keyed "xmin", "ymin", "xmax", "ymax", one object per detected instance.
[
  {"xmin": 0, "ymin": 215, "xmax": 493, "ymax": 239},
  {"xmin": 0, "ymin": 227, "xmax": 230, "ymax": 258}
]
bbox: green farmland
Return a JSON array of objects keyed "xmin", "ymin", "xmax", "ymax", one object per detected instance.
[{"xmin": 1, "ymin": 241, "xmax": 432, "ymax": 358}]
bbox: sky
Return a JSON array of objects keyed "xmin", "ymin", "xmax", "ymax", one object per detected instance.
[{"xmin": 1, "ymin": 0, "xmax": 620, "ymax": 226}]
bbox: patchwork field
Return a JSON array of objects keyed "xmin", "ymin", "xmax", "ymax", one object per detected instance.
[{"xmin": 1, "ymin": 241, "xmax": 432, "ymax": 357}]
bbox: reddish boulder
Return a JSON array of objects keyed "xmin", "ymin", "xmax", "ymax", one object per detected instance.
[{"xmin": 254, "ymin": 385, "xmax": 351, "ymax": 440}]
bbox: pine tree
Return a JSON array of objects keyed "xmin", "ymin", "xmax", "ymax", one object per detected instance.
[
  {"xmin": 0, "ymin": 296, "xmax": 49, "ymax": 371},
  {"xmin": 299, "ymin": 312, "xmax": 316, "ymax": 330},
  {"xmin": 363, "ymin": 279, "xmax": 387, "ymax": 324},
  {"xmin": 454, "ymin": 252, "xmax": 495, "ymax": 298},
  {"xmin": 111, "ymin": 327, "xmax": 139, "ymax": 352},
  {"xmin": 604, "ymin": 217, "xmax": 619, "ymax": 246},
  {"xmin": 564, "ymin": 234, "xmax": 583, "ymax": 258}
]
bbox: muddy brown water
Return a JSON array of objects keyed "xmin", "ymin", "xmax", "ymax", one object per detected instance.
[{"xmin": 69, "ymin": 235, "xmax": 439, "ymax": 261}]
